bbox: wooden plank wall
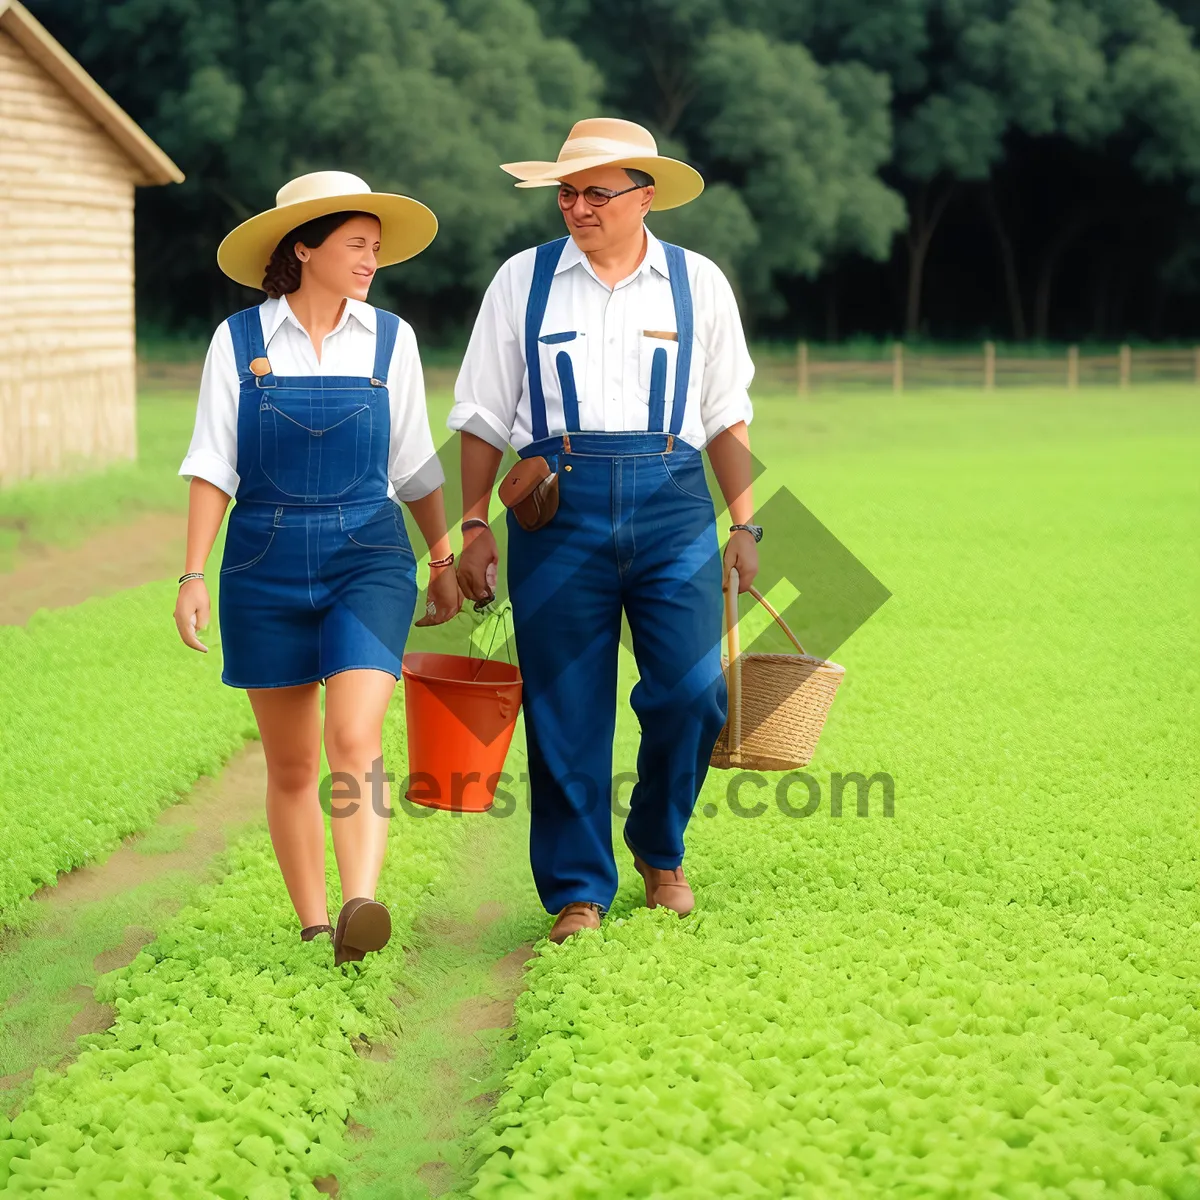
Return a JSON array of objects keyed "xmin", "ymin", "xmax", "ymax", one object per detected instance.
[{"xmin": 0, "ymin": 27, "xmax": 138, "ymax": 488}]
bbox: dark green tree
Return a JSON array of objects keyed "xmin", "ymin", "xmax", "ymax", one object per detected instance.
[{"xmin": 29, "ymin": 0, "xmax": 600, "ymax": 332}]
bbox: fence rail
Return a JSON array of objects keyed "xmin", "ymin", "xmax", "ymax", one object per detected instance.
[{"xmin": 776, "ymin": 343, "xmax": 1200, "ymax": 393}]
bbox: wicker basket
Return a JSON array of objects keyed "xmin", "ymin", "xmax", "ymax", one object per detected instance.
[{"xmin": 709, "ymin": 567, "xmax": 845, "ymax": 771}]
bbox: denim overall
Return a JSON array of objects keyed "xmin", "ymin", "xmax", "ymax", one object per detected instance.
[
  {"xmin": 217, "ymin": 305, "xmax": 418, "ymax": 689},
  {"xmin": 507, "ymin": 237, "xmax": 728, "ymax": 914}
]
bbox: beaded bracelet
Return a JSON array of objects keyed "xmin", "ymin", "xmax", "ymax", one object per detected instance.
[
  {"xmin": 178, "ymin": 571, "xmax": 204, "ymax": 587},
  {"xmin": 428, "ymin": 552, "xmax": 455, "ymax": 569}
]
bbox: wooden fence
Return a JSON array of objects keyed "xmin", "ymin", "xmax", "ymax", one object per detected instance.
[{"xmin": 764, "ymin": 343, "xmax": 1200, "ymax": 393}]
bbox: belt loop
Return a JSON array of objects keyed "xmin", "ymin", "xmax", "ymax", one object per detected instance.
[
  {"xmin": 274, "ymin": 506, "xmax": 283, "ymax": 527},
  {"xmin": 665, "ymin": 433, "xmax": 674, "ymax": 453},
  {"xmin": 563, "ymin": 432, "xmax": 572, "ymax": 454}
]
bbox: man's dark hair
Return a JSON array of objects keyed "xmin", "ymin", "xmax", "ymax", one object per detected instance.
[{"xmin": 625, "ymin": 168, "xmax": 655, "ymax": 190}]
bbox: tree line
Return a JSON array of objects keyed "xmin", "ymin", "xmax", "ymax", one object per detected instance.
[{"xmin": 29, "ymin": 0, "xmax": 1200, "ymax": 343}]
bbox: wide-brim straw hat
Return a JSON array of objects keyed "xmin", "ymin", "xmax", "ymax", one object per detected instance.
[
  {"xmin": 217, "ymin": 170, "xmax": 438, "ymax": 290},
  {"xmin": 500, "ymin": 118, "xmax": 703, "ymax": 211}
]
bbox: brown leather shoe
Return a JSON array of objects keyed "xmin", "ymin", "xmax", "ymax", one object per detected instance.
[
  {"xmin": 333, "ymin": 897, "xmax": 391, "ymax": 966},
  {"xmin": 548, "ymin": 902, "xmax": 602, "ymax": 944},
  {"xmin": 300, "ymin": 923, "xmax": 333, "ymax": 943},
  {"xmin": 625, "ymin": 832, "xmax": 694, "ymax": 916}
]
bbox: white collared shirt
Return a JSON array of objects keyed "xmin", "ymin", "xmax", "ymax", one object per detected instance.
[
  {"xmin": 448, "ymin": 227, "xmax": 754, "ymax": 452},
  {"xmin": 179, "ymin": 296, "xmax": 445, "ymax": 501}
]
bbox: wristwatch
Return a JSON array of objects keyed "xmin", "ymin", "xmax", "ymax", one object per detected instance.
[{"xmin": 729, "ymin": 523, "xmax": 763, "ymax": 543}]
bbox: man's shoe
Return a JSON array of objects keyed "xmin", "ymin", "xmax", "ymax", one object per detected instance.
[
  {"xmin": 548, "ymin": 902, "xmax": 602, "ymax": 944},
  {"xmin": 333, "ymin": 897, "xmax": 391, "ymax": 966},
  {"xmin": 625, "ymin": 832, "xmax": 694, "ymax": 916}
]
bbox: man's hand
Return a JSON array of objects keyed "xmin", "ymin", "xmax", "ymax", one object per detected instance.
[
  {"xmin": 723, "ymin": 530, "xmax": 758, "ymax": 593},
  {"xmin": 457, "ymin": 525, "xmax": 499, "ymax": 606},
  {"xmin": 414, "ymin": 562, "xmax": 463, "ymax": 626}
]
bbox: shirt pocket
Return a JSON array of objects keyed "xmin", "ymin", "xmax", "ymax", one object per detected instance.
[
  {"xmin": 536, "ymin": 331, "xmax": 586, "ymax": 431},
  {"xmin": 637, "ymin": 330, "xmax": 679, "ymax": 431}
]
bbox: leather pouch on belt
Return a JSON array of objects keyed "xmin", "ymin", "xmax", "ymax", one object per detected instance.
[{"xmin": 499, "ymin": 456, "xmax": 559, "ymax": 532}]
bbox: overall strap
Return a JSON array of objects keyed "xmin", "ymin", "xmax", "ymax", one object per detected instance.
[
  {"xmin": 371, "ymin": 309, "xmax": 401, "ymax": 384},
  {"xmin": 228, "ymin": 307, "xmax": 269, "ymax": 384},
  {"xmin": 661, "ymin": 242, "xmax": 694, "ymax": 436},
  {"xmin": 525, "ymin": 237, "xmax": 570, "ymax": 442}
]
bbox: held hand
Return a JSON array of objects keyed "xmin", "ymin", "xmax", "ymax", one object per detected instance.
[
  {"xmin": 457, "ymin": 525, "xmax": 499, "ymax": 606},
  {"xmin": 415, "ymin": 563, "xmax": 463, "ymax": 626},
  {"xmin": 723, "ymin": 531, "xmax": 759, "ymax": 594},
  {"xmin": 174, "ymin": 579, "xmax": 210, "ymax": 652}
]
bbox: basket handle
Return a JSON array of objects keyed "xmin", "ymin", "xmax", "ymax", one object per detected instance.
[
  {"xmin": 744, "ymin": 585, "xmax": 808, "ymax": 656},
  {"xmin": 723, "ymin": 572, "xmax": 810, "ymax": 758},
  {"xmin": 724, "ymin": 567, "xmax": 742, "ymax": 756}
]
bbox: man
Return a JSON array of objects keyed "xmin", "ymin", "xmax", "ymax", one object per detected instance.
[{"xmin": 449, "ymin": 117, "xmax": 761, "ymax": 943}]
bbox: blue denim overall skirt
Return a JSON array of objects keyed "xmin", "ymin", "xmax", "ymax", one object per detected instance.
[
  {"xmin": 507, "ymin": 237, "xmax": 728, "ymax": 914},
  {"xmin": 217, "ymin": 306, "xmax": 418, "ymax": 689}
]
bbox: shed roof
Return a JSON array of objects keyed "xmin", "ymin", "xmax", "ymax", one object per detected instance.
[{"xmin": 0, "ymin": 0, "xmax": 183, "ymax": 185}]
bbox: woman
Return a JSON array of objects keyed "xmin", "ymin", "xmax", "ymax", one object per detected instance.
[{"xmin": 173, "ymin": 171, "xmax": 461, "ymax": 966}]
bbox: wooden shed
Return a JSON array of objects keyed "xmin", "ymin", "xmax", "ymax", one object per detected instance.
[{"xmin": 0, "ymin": 0, "xmax": 182, "ymax": 488}]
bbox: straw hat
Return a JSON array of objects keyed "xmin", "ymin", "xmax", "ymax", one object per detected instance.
[
  {"xmin": 500, "ymin": 118, "xmax": 703, "ymax": 211},
  {"xmin": 216, "ymin": 171, "xmax": 438, "ymax": 289}
]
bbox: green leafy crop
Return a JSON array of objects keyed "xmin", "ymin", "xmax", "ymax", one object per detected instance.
[
  {"xmin": 0, "ymin": 580, "xmax": 255, "ymax": 924},
  {"xmin": 0, "ymin": 732, "xmax": 469, "ymax": 1196}
]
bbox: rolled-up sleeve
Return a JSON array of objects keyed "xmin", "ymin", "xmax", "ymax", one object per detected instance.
[
  {"xmin": 695, "ymin": 257, "xmax": 755, "ymax": 443},
  {"xmin": 179, "ymin": 322, "xmax": 240, "ymax": 497},
  {"xmin": 446, "ymin": 261, "xmax": 524, "ymax": 452},
  {"xmin": 387, "ymin": 321, "xmax": 447, "ymax": 502}
]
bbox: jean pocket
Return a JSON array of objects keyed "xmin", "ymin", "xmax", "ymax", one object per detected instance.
[
  {"xmin": 345, "ymin": 504, "xmax": 408, "ymax": 550},
  {"xmin": 660, "ymin": 453, "xmax": 712, "ymax": 502},
  {"xmin": 220, "ymin": 522, "xmax": 276, "ymax": 574}
]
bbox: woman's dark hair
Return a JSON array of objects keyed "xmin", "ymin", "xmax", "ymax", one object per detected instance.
[
  {"xmin": 261, "ymin": 209, "xmax": 375, "ymax": 298},
  {"xmin": 625, "ymin": 168, "xmax": 655, "ymax": 190}
]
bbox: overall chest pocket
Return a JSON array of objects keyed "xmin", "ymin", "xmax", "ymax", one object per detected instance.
[{"xmin": 259, "ymin": 396, "xmax": 373, "ymax": 498}]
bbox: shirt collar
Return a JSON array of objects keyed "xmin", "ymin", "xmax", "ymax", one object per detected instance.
[
  {"xmin": 555, "ymin": 225, "xmax": 671, "ymax": 285},
  {"xmin": 261, "ymin": 295, "xmax": 377, "ymax": 345}
]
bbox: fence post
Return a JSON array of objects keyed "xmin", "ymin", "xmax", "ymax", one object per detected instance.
[
  {"xmin": 1119, "ymin": 344, "xmax": 1131, "ymax": 388},
  {"xmin": 797, "ymin": 341, "xmax": 809, "ymax": 395},
  {"xmin": 892, "ymin": 342, "xmax": 904, "ymax": 394},
  {"xmin": 1067, "ymin": 345, "xmax": 1079, "ymax": 391},
  {"xmin": 983, "ymin": 341, "xmax": 995, "ymax": 391}
]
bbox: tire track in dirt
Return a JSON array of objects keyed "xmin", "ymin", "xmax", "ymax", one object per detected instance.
[
  {"xmin": 0, "ymin": 741, "xmax": 265, "ymax": 1110},
  {"xmin": 0, "ymin": 511, "xmax": 187, "ymax": 625},
  {"xmin": 331, "ymin": 799, "xmax": 545, "ymax": 1200}
]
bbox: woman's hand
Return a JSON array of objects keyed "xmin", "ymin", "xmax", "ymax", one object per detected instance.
[
  {"xmin": 457, "ymin": 525, "xmax": 499, "ymax": 607},
  {"xmin": 174, "ymin": 579, "xmax": 210, "ymax": 651},
  {"xmin": 723, "ymin": 531, "xmax": 759, "ymax": 594},
  {"xmin": 415, "ymin": 562, "xmax": 463, "ymax": 626}
]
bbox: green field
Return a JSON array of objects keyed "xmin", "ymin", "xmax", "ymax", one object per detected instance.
[{"xmin": 1, "ymin": 384, "xmax": 1197, "ymax": 1196}]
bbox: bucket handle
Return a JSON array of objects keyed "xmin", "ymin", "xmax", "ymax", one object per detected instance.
[
  {"xmin": 468, "ymin": 601, "xmax": 514, "ymax": 680},
  {"xmin": 723, "ymin": 569, "xmax": 808, "ymax": 758}
]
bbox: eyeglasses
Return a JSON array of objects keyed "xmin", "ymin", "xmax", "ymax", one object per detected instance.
[{"xmin": 557, "ymin": 182, "xmax": 649, "ymax": 209}]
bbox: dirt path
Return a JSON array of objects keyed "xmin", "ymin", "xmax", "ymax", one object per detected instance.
[
  {"xmin": 0, "ymin": 742, "xmax": 265, "ymax": 1109},
  {"xmin": 0, "ymin": 511, "xmax": 187, "ymax": 625},
  {"xmin": 334, "ymin": 803, "xmax": 544, "ymax": 1200}
]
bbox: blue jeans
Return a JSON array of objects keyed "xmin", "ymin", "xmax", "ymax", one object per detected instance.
[{"xmin": 507, "ymin": 432, "xmax": 728, "ymax": 913}]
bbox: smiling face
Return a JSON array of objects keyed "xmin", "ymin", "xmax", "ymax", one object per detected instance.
[
  {"xmin": 557, "ymin": 165, "xmax": 654, "ymax": 254},
  {"xmin": 295, "ymin": 214, "xmax": 381, "ymax": 300}
]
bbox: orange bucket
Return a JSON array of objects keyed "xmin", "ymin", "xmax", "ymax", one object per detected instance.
[{"xmin": 400, "ymin": 650, "xmax": 522, "ymax": 812}]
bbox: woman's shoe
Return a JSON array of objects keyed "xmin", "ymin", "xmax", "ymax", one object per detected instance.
[
  {"xmin": 300, "ymin": 923, "xmax": 333, "ymax": 943},
  {"xmin": 333, "ymin": 897, "xmax": 391, "ymax": 966}
]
